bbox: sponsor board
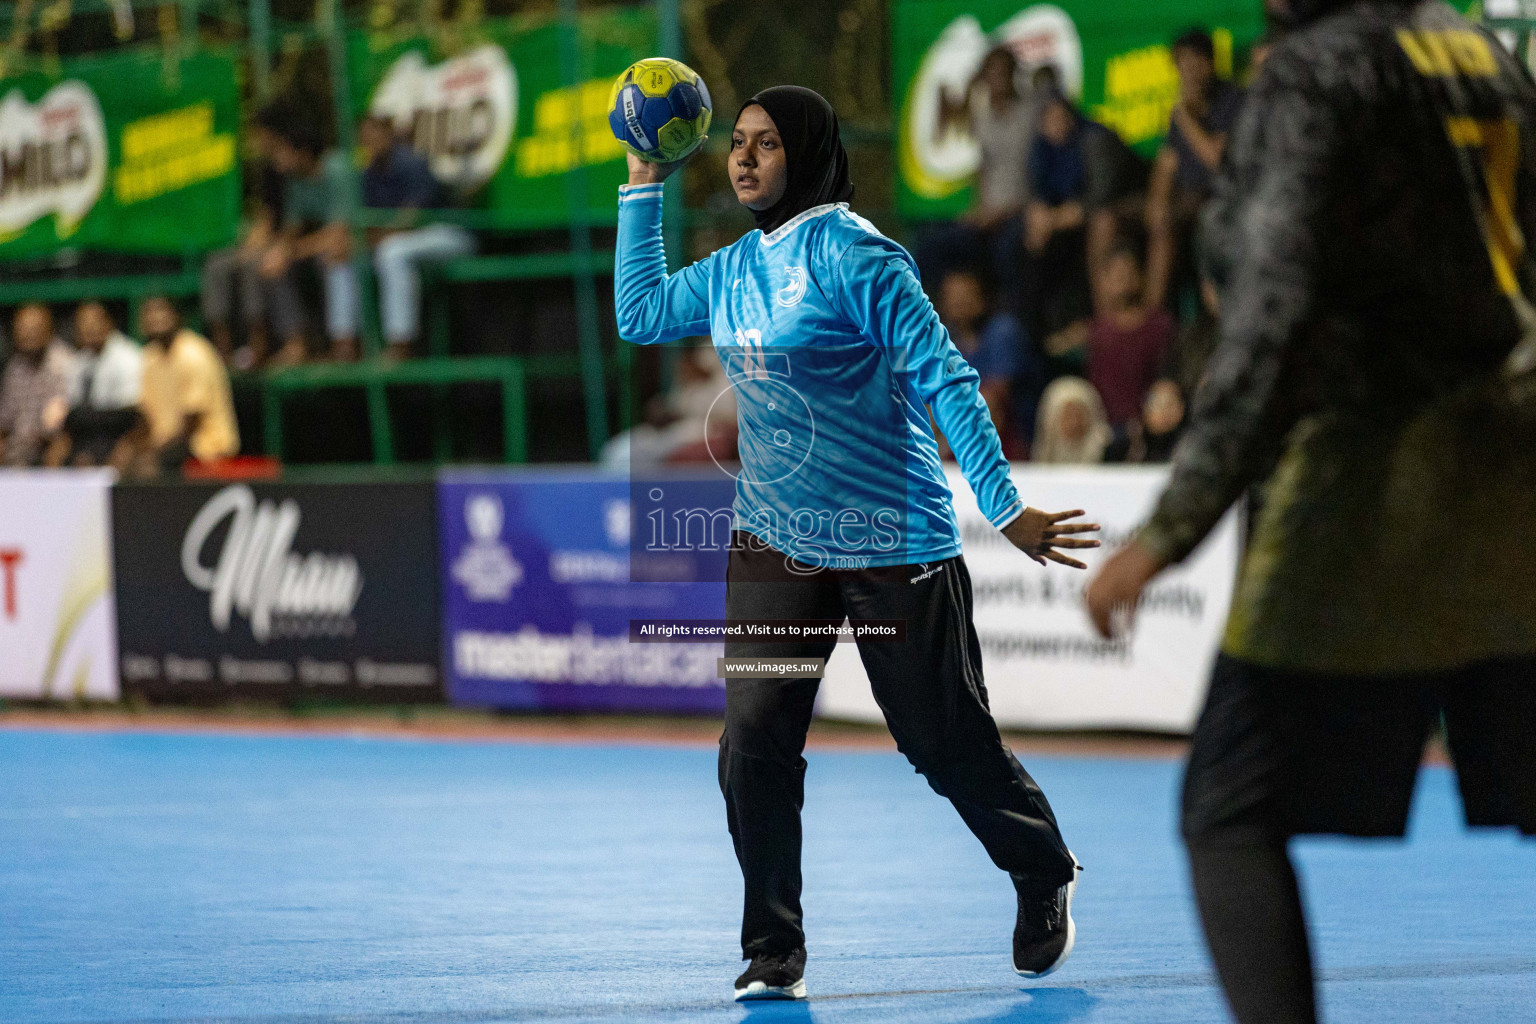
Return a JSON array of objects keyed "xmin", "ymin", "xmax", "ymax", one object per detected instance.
[
  {"xmin": 893, "ymin": 0, "xmax": 1265, "ymax": 218},
  {"xmin": 113, "ymin": 480, "xmax": 440, "ymax": 702},
  {"xmin": 0, "ymin": 470, "xmax": 118, "ymax": 700},
  {"xmin": 0, "ymin": 81, "xmax": 107, "ymax": 240},
  {"xmin": 0, "ymin": 49, "xmax": 239, "ymax": 258},
  {"xmin": 368, "ymin": 43, "xmax": 516, "ymax": 194},
  {"xmin": 816, "ymin": 466, "xmax": 1241, "ymax": 733},
  {"xmin": 347, "ymin": 8, "xmax": 654, "ymax": 227},
  {"xmin": 439, "ymin": 470, "xmax": 728, "ymax": 713}
]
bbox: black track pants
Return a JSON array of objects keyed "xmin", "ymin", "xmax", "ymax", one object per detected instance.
[{"xmin": 720, "ymin": 534, "xmax": 1076, "ymax": 958}]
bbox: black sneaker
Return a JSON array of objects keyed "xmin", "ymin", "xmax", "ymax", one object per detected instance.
[
  {"xmin": 733, "ymin": 947, "xmax": 807, "ymax": 1001},
  {"xmin": 1012, "ymin": 854, "xmax": 1080, "ymax": 978}
]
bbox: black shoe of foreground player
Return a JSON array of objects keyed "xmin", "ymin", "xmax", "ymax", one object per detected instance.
[
  {"xmin": 1012, "ymin": 857, "xmax": 1080, "ymax": 978},
  {"xmin": 733, "ymin": 947, "xmax": 807, "ymax": 1001}
]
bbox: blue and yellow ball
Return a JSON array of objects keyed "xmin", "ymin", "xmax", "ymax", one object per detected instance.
[{"xmin": 608, "ymin": 57, "xmax": 712, "ymax": 164}]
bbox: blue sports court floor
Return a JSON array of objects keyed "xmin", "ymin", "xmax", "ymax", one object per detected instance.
[{"xmin": 2, "ymin": 727, "xmax": 1532, "ymax": 1024}]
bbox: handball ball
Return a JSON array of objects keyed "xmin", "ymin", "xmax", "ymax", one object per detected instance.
[{"xmin": 608, "ymin": 57, "xmax": 712, "ymax": 163}]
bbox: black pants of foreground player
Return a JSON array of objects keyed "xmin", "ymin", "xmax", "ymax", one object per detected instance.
[
  {"xmin": 1181, "ymin": 654, "xmax": 1536, "ymax": 1024},
  {"xmin": 721, "ymin": 533, "xmax": 1078, "ymax": 958}
]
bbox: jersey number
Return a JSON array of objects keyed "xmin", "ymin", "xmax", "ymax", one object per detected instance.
[{"xmin": 734, "ymin": 327, "xmax": 768, "ymax": 377}]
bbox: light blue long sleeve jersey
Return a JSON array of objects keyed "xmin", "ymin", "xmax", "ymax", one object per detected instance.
[{"xmin": 615, "ymin": 181, "xmax": 1023, "ymax": 568}]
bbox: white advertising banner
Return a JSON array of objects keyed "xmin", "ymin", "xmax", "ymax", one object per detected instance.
[
  {"xmin": 816, "ymin": 466, "xmax": 1240, "ymax": 733},
  {"xmin": 0, "ymin": 470, "xmax": 118, "ymax": 700}
]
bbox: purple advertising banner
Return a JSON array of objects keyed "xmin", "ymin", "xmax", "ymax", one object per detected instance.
[{"xmin": 438, "ymin": 469, "xmax": 729, "ymax": 713}]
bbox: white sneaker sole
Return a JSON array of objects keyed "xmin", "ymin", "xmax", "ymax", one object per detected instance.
[
  {"xmin": 1014, "ymin": 854, "xmax": 1080, "ymax": 980},
  {"xmin": 734, "ymin": 979, "xmax": 807, "ymax": 1001}
]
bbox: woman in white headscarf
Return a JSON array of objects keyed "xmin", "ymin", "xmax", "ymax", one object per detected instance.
[{"xmin": 1033, "ymin": 376, "xmax": 1112, "ymax": 464}]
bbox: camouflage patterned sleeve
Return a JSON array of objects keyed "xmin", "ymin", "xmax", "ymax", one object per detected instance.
[{"xmin": 1138, "ymin": 54, "xmax": 1341, "ymax": 565}]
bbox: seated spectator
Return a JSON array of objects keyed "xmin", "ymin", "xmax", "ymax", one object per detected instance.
[
  {"xmin": 1106, "ymin": 379, "xmax": 1186, "ymax": 464},
  {"xmin": 1024, "ymin": 92, "xmax": 1147, "ymax": 341},
  {"xmin": 48, "ymin": 302, "xmax": 143, "ymax": 468},
  {"xmin": 916, "ymin": 52, "xmax": 1051, "ymax": 315},
  {"xmin": 0, "ymin": 304, "xmax": 75, "ymax": 467},
  {"xmin": 328, "ymin": 115, "xmax": 476, "ymax": 361},
  {"xmin": 934, "ymin": 267, "xmax": 1034, "ymax": 455},
  {"xmin": 262, "ymin": 114, "xmax": 353, "ymax": 364},
  {"xmin": 1144, "ymin": 28, "xmax": 1243, "ymax": 310},
  {"xmin": 201, "ymin": 105, "xmax": 305, "ymax": 370},
  {"xmin": 136, "ymin": 297, "xmax": 240, "ymax": 474},
  {"xmin": 1032, "ymin": 376, "xmax": 1111, "ymax": 465},
  {"xmin": 1080, "ymin": 246, "xmax": 1175, "ymax": 429}
]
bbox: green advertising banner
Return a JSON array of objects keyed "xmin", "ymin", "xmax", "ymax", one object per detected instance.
[
  {"xmin": 347, "ymin": 9, "xmax": 656, "ymax": 228},
  {"xmin": 0, "ymin": 49, "xmax": 240, "ymax": 259},
  {"xmin": 894, "ymin": 0, "xmax": 1266, "ymax": 220},
  {"xmin": 894, "ymin": 0, "xmax": 1488, "ymax": 221}
]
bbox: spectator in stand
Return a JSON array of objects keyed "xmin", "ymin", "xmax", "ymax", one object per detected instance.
[
  {"xmin": 1032, "ymin": 376, "xmax": 1111, "ymax": 465},
  {"xmin": 1073, "ymin": 246, "xmax": 1176, "ymax": 430},
  {"xmin": 47, "ymin": 302, "xmax": 143, "ymax": 467},
  {"xmin": 262, "ymin": 114, "xmax": 353, "ymax": 364},
  {"xmin": 201, "ymin": 106, "xmax": 300, "ymax": 370},
  {"xmin": 1143, "ymin": 29, "xmax": 1242, "ymax": 310},
  {"xmin": 934, "ymin": 267, "xmax": 1037, "ymax": 456},
  {"xmin": 1106, "ymin": 379, "xmax": 1186, "ymax": 464},
  {"xmin": 1024, "ymin": 91, "xmax": 1147, "ymax": 343},
  {"xmin": 916, "ymin": 51, "xmax": 1052, "ymax": 313},
  {"xmin": 0, "ymin": 304, "xmax": 75, "ymax": 467},
  {"xmin": 328, "ymin": 114, "xmax": 475, "ymax": 362},
  {"xmin": 136, "ymin": 297, "xmax": 239, "ymax": 474}
]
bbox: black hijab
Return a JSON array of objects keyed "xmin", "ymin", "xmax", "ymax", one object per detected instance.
[{"xmin": 735, "ymin": 86, "xmax": 854, "ymax": 234}]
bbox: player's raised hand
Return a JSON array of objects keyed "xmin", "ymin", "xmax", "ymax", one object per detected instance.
[
  {"xmin": 626, "ymin": 144, "xmax": 703, "ymax": 187},
  {"xmin": 1002, "ymin": 507, "xmax": 1100, "ymax": 570}
]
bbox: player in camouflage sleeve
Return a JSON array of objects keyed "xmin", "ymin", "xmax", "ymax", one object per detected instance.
[{"xmin": 1087, "ymin": 2, "xmax": 1536, "ymax": 1022}]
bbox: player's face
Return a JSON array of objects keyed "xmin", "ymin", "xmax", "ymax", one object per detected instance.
[{"xmin": 730, "ymin": 106, "xmax": 788, "ymax": 212}]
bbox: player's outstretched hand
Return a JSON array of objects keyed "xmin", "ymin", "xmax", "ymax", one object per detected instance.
[
  {"xmin": 1084, "ymin": 539, "xmax": 1165, "ymax": 639},
  {"xmin": 626, "ymin": 144, "xmax": 703, "ymax": 187},
  {"xmin": 1002, "ymin": 507, "xmax": 1100, "ymax": 570}
]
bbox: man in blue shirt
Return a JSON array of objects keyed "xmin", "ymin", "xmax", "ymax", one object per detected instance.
[
  {"xmin": 616, "ymin": 85, "xmax": 1099, "ymax": 1002},
  {"xmin": 328, "ymin": 115, "xmax": 475, "ymax": 360}
]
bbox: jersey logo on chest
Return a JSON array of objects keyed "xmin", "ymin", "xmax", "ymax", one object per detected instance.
[{"xmin": 775, "ymin": 266, "xmax": 808, "ymax": 307}]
